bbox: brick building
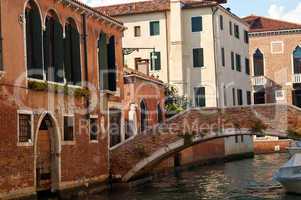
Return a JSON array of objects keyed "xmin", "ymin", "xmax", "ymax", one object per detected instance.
[
  {"xmin": 0, "ymin": 0, "xmax": 125, "ymax": 198},
  {"xmin": 110, "ymin": 64, "xmax": 166, "ymax": 148},
  {"xmin": 243, "ymin": 15, "xmax": 301, "ymax": 107}
]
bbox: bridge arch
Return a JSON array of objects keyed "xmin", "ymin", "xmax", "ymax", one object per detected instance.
[{"xmin": 121, "ymin": 129, "xmax": 287, "ymax": 182}]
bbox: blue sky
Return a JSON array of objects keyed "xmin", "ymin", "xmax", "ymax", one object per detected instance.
[{"xmin": 81, "ymin": 0, "xmax": 301, "ymax": 23}]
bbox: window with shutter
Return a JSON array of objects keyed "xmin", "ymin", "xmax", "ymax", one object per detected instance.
[
  {"xmin": 245, "ymin": 58, "xmax": 250, "ymax": 75},
  {"xmin": 18, "ymin": 113, "xmax": 33, "ymax": 143},
  {"xmin": 108, "ymin": 36, "xmax": 116, "ymax": 91},
  {"xmin": 64, "ymin": 18, "xmax": 81, "ymax": 86},
  {"xmin": 89, "ymin": 117, "xmax": 98, "ymax": 141},
  {"xmin": 63, "ymin": 116, "xmax": 74, "ymax": 141},
  {"xmin": 98, "ymin": 33, "xmax": 109, "ymax": 91},
  {"xmin": 44, "ymin": 11, "xmax": 64, "ymax": 83},
  {"xmin": 150, "ymin": 21, "xmax": 160, "ymax": 36},
  {"xmin": 236, "ymin": 54, "xmax": 241, "ymax": 72},
  {"xmin": 25, "ymin": 1, "xmax": 43, "ymax": 79},
  {"xmin": 293, "ymin": 46, "xmax": 301, "ymax": 74},
  {"xmin": 221, "ymin": 47, "xmax": 225, "ymax": 67},
  {"xmin": 237, "ymin": 89, "xmax": 243, "ymax": 105},
  {"xmin": 253, "ymin": 49, "xmax": 264, "ymax": 76},
  {"xmin": 191, "ymin": 16, "xmax": 202, "ymax": 32},
  {"xmin": 193, "ymin": 48, "xmax": 204, "ymax": 68},
  {"xmin": 220, "ymin": 15, "xmax": 224, "ymax": 30},
  {"xmin": 234, "ymin": 24, "xmax": 240, "ymax": 39},
  {"xmin": 229, "ymin": 21, "xmax": 233, "ymax": 35},
  {"xmin": 244, "ymin": 30, "xmax": 249, "ymax": 43},
  {"xmin": 150, "ymin": 51, "xmax": 161, "ymax": 71},
  {"xmin": 232, "ymin": 88, "xmax": 236, "ymax": 106},
  {"xmin": 231, "ymin": 52, "xmax": 235, "ymax": 70},
  {"xmin": 247, "ymin": 91, "xmax": 251, "ymax": 105},
  {"xmin": 194, "ymin": 87, "xmax": 206, "ymax": 107}
]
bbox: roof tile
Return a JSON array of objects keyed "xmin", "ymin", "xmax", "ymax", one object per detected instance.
[{"xmin": 243, "ymin": 15, "xmax": 301, "ymax": 33}]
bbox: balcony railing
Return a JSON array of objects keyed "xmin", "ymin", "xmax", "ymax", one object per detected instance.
[
  {"xmin": 252, "ymin": 76, "xmax": 267, "ymax": 86},
  {"xmin": 293, "ymin": 74, "xmax": 301, "ymax": 83}
]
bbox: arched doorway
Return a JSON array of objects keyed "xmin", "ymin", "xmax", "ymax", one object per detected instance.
[
  {"xmin": 35, "ymin": 113, "xmax": 60, "ymax": 192},
  {"xmin": 140, "ymin": 100, "xmax": 148, "ymax": 133}
]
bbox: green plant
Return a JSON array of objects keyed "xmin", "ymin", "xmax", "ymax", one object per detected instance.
[
  {"xmin": 28, "ymin": 80, "xmax": 90, "ymax": 98},
  {"xmin": 165, "ymin": 85, "xmax": 191, "ymax": 118},
  {"xmin": 286, "ymin": 129, "xmax": 301, "ymax": 139},
  {"xmin": 28, "ymin": 80, "xmax": 48, "ymax": 91},
  {"xmin": 250, "ymin": 120, "xmax": 267, "ymax": 134}
]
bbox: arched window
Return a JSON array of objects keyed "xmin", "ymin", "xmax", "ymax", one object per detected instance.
[
  {"xmin": 98, "ymin": 33, "xmax": 108, "ymax": 90},
  {"xmin": 157, "ymin": 104, "xmax": 163, "ymax": 123},
  {"xmin": 43, "ymin": 10, "xmax": 64, "ymax": 83},
  {"xmin": 108, "ymin": 36, "xmax": 116, "ymax": 91},
  {"xmin": 25, "ymin": 0, "xmax": 43, "ymax": 79},
  {"xmin": 140, "ymin": 100, "xmax": 148, "ymax": 133},
  {"xmin": 64, "ymin": 18, "xmax": 81, "ymax": 85},
  {"xmin": 293, "ymin": 46, "xmax": 301, "ymax": 74},
  {"xmin": 253, "ymin": 49, "xmax": 264, "ymax": 76}
]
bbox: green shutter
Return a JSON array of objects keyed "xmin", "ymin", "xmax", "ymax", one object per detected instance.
[
  {"xmin": 231, "ymin": 52, "xmax": 235, "ymax": 70},
  {"xmin": 150, "ymin": 52, "xmax": 161, "ymax": 70},
  {"xmin": 27, "ymin": 7, "xmax": 43, "ymax": 79},
  {"xmin": 53, "ymin": 19, "xmax": 64, "ymax": 83},
  {"xmin": 108, "ymin": 36, "xmax": 116, "ymax": 91},
  {"xmin": 71, "ymin": 27, "xmax": 81, "ymax": 85},
  {"xmin": 150, "ymin": 21, "xmax": 160, "ymax": 36},
  {"xmin": 64, "ymin": 25, "xmax": 72, "ymax": 83},
  {"xmin": 193, "ymin": 48, "xmax": 203, "ymax": 68},
  {"xmin": 98, "ymin": 33, "xmax": 108, "ymax": 90},
  {"xmin": 192, "ymin": 17, "xmax": 202, "ymax": 32},
  {"xmin": 43, "ymin": 19, "xmax": 51, "ymax": 80}
]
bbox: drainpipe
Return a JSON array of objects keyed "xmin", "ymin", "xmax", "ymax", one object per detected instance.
[
  {"xmin": 164, "ymin": 11, "xmax": 170, "ymax": 84},
  {"xmin": 211, "ymin": 6, "xmax": 219, "ymax": 108},
  {"xmin": 82, "ymin": 13, "xmax": 90, "ymax": 118}
]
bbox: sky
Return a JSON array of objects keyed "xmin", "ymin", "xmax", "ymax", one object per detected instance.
[{"xmin": 81, "ymin": 0, "xmax": 301, "ymax": 23}]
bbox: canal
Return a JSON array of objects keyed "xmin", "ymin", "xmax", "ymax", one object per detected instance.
[{"xmin": 41, "ymin": 154, "xmax": 300, "ymax": 200}]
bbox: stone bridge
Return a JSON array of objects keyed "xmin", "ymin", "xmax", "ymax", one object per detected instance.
[{"xmin": 110, "ymin": 104, "xmax": 301, "ymax": 182}]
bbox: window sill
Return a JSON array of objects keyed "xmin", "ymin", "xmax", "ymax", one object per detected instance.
[
  {"xmin": 62, "ymin": 141, "xmax": 76, "ymax": 145},
  {"xmin": 100, "ymin": 90, "xmax": 117, "ymax": 95},
  {"xmin": 89, "ymin": 140, "xmax": 98, "ymax": 144},
  {"xmin": 17, "ymin": 142, "xmax": 34, "ymax": 147}
]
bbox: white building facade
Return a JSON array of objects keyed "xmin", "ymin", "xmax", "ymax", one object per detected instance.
[{"xmin": 99, "ymin": 0, "xmax": 251, "ymax": 108}]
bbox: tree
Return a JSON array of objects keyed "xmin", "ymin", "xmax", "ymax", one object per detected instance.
[{"xmin": 164, "ymin": 85, "xmax": 191, "ymax": 118}]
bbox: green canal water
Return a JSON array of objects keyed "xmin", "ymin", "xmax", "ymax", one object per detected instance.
[{"xmin": 42, "ymin": 154, "xmax": 301, "ymax": 200}]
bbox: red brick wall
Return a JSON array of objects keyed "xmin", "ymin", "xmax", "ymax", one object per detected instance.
[
  {"xmin": 0, "ymin": 0, "xmax": 124, "ymax": 196},
  {"xmin": 254, "ymin": 140, "xmax": 291, "ymax": 154},
  {"xmin": 123, "ymin": 76, "xmax": 165, "ymax": 129}
]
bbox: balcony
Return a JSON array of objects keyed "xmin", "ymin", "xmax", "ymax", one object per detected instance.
[
  {"xmin": 252, "ymin": 76, "xmax": 267, "ymax": 86},
  {"xmin": 293, "ymin": 74, "xmax": 301, "ymax": 83}
]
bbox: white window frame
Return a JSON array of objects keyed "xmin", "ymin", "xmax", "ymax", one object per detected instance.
[
  {"xmin": 62, "ymin": 114, "xmax": 75, "ymax": 145},
  {"xmin": 89, "ymin": 115, "xmax": 99, "ymax": 143},
  {"xmin": 271, "ymin": 41, "xmax": 284, "ymax": 54},
  {"xmin": 17, "ymin": 110, "xmax": 34, "ymax": 146}
]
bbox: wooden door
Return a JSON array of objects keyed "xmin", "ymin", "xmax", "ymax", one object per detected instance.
[{"xmin": 36, "ymin": 130, "xmax": 51, "ymax": 191}]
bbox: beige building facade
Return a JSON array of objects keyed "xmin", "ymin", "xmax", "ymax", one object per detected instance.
[{"xmin": 99, "ymin": 0, "xmax": 252, "ymax": 108}]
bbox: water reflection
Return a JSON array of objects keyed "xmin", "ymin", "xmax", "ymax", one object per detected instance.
[{"xmin": 39, "ymin": 154, "xmax": 300, "ymax": 200}]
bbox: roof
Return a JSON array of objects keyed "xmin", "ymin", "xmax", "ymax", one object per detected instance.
[
  {"xmin": 243, "ymin": 15, "xmax": 301, "ymax": 33},
  {"xmin": 61, "ymin": 0, "xmax": 124, "ymax": 27},
  {"xmin": 97, "ymin": 0, "xmax": 226, "ymax": 17},
  {"xmin": 124, "ymin": 68, "xmax": 165, "ymax": 86}
]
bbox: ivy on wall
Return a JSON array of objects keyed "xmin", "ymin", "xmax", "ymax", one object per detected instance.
[{"xmin": 28, "ymin": 80, "xmax": 90, "ymax": 98}]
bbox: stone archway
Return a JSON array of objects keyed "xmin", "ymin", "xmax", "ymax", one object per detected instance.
[{"xmin": 34, "ymin": 112, "xmax": 61, "ymax": 192}]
